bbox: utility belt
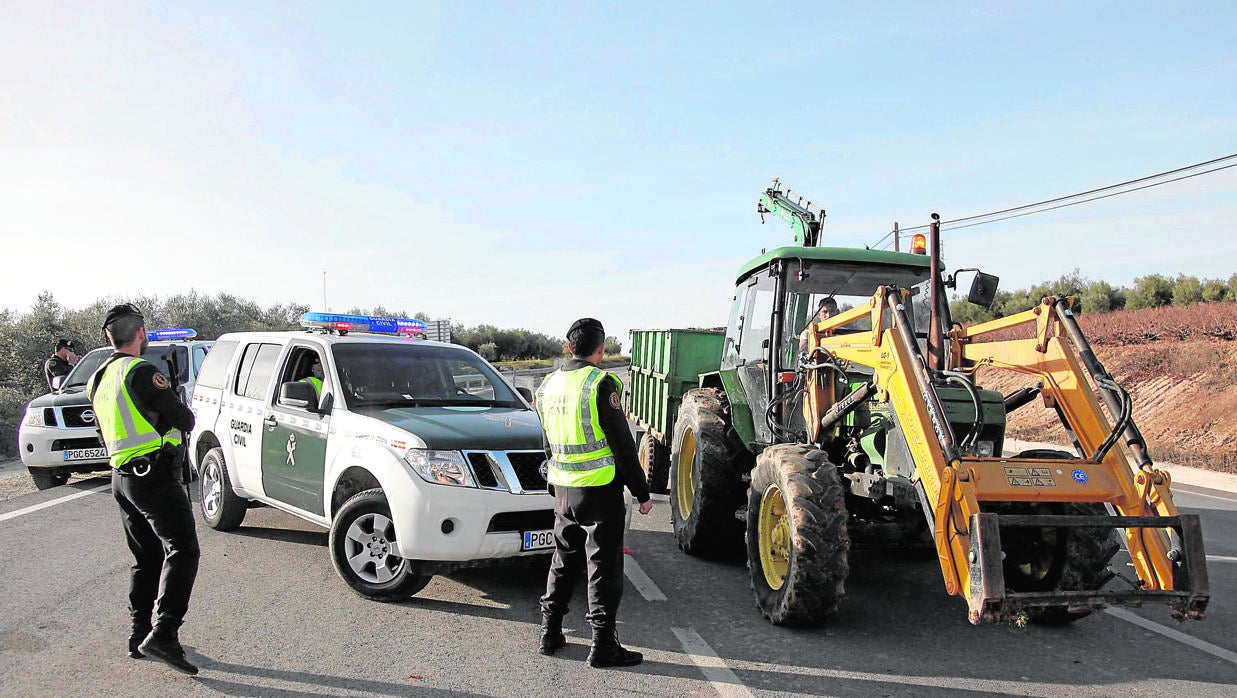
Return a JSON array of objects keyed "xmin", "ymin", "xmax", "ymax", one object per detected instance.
[{"xmin": 116, "ymin": 443, "xmax": 185, "ymax": 481}]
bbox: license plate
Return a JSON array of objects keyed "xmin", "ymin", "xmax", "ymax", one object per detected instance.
[
  {"xmin": 63, "ymin": 447, "xmax": 107, "ymax": 462},
  {"xmin": 522, "ymin": 529, "xmax": 555, "ymax": 551}
]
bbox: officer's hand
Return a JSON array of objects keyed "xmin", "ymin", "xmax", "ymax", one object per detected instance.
[{"xmin": 638, "ymin": 500, "xmax": 653, "ymax": 515}]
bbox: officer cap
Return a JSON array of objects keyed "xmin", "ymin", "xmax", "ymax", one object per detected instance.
[
  {"xmin": 568, "ymin": 317, "xmax": 604, "ymax": 336},
  {"xmin": 102, "ymin": 303, "xmax": 145, "ymax": 330},
  {"xmin": 55, "ymin": 338, "xmax": 76, "ymax": 351}
]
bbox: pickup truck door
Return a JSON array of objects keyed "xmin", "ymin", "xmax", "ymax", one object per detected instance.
[{"xmin": 227, "ymin": 342, "xmax": 283, "ymax": 493}]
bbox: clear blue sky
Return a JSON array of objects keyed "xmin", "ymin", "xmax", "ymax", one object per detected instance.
[{"xmin": 3, "ymin": 1, "xmax": 1234, "ymax": 345}]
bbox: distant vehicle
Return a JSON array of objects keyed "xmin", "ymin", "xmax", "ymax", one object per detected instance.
[
  {"xmin": 18, "ymin": 329, "xmax": 213, "ymax": 489},
  {"xmin": 187, "ymin": 312, "xmax": 555, "ymax": 601}
]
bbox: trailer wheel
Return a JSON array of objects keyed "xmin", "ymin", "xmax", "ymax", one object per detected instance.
[
  {"xmin": 1001, "ymin": 449, "xmax": 1120, "ymax": 625},
  {"xmin": 746, "ymin": 444, "xmax": 849, "ymax": 627},
  {"xmin": 638, "ymin": 432, "xmax": 670, "ymax": 494},
  {"xmin": 669, "ymin": 389, "xmax": 746, "ymax": 558}
]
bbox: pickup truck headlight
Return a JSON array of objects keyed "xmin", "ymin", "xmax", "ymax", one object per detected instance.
[
  {"xmin": 405, "ymin": 449, "xmax": 475, "ymax": 487},
  {"xmin": 23, "ymin": 408, "xmax": 48, "ymax": 427}
]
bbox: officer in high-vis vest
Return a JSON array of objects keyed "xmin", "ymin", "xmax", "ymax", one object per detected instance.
[
  {"xmin": 88, "ymin": 303, "xmax": 200, "ymax": 675},
  {"xmin": 535, "ymin": 318, "xmax": 652, "ymax": 668}
]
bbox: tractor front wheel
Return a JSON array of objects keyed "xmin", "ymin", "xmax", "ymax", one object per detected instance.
[{"xmin": 746, "ymin": 444, "xmax": 850, "ymax": 627}]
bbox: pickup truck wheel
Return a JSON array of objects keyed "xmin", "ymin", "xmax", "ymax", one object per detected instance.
[
  {"xmin": 330, "ymin": 488, "xmax": 432, "ymax": 602},
  {"xmin": 199, "ymin": 448, "xmax": 247, "ymax": 530},
  {"xmin": 669, "ymin": 389, "xmax": 745, "ymax": 558},
  {"xmin": 999, "ymin": 449, "xmax": 1120, "ymax": 625},
  {"xmin": 638, "ymin": 432, "xmax": 670, "ymax": 495},
  {"xmin": 29, "ymin": 469, "xmax": 69, "ymax": 490},
  {"xmin": 746, "ymin": 444, "xmax": 849, "ymax": 627}
]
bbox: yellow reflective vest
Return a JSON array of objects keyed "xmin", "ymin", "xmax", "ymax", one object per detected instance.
[
  {"xmin": 300, "ymin": 376, "xmax": 323, "ymax": 397},
  {"xmin": 88, "ymin": 357, "xmax": 181, "ymax": 468},
  {"xmin": 535, "ymin": 365, "xmax": 622, "ymax": 488}
]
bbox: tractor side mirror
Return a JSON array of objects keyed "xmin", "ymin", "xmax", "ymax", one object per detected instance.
[{"xmin": 967, "ymin": 271, "xmax": 1000, "ymax": 308}]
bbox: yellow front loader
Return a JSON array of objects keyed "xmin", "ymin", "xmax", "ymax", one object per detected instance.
[{"xmin": 803, "ymin": 220, "xmax": 1208, "ymax": 624}]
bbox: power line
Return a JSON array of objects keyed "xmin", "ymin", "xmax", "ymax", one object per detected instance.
[{"xmin": 871, "ymin": 152, "xmax": 1237, "ymax": 247}]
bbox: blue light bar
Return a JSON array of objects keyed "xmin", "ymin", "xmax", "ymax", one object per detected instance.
[
  {"xmin": 147, "ymin": 327, "xmax": 198, "ymax": 341},
  {"xmin": 300, "ymin": 312, "xmax": 427, "ymax": 336}
]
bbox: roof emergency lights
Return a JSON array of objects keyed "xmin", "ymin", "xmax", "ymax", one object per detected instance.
[
  {"xmin": 910, "ymin": 233, "xmax": 927, "ymax": 255},
  {"xmin": 147, "ymin": 327, "xmax": 199, "ymax": 341},
  {"xmin": 300, "ymin": 312, "xmax": 427, "ymax": 336}
]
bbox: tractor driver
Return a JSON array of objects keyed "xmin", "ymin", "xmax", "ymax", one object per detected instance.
[{"xmin": 798, "ymin": 297, "xmax": 839, "ymax": 352}]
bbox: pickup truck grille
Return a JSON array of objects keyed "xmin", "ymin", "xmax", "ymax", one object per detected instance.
[
  {"xmin": 465, "ymin": 450, "xmax": 549, "ymax": 494},
  {"xmin": 61, "ymin": 406, "xmax": 98, "ymax": 428}
]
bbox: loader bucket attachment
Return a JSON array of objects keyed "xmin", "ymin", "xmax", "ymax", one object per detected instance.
[{"xmin": 966, "ymin": 512, "xmax": 1210, "ymax": 624}]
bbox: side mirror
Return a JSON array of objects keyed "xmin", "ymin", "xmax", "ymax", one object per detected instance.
[
  {"xmin": 51, "ymin": 375, "xmax": 65, "ymax": 390},
  {"xmin": 279, "ymin": 381, "xmax": 317, "ymax": 411},
  {"xmin": 967, "ymin": 271, "xmax": 1000, "ymax": 309},
  {"xmin": 516, "ymin": 387, "xmax": 534, "ymax": 404}
]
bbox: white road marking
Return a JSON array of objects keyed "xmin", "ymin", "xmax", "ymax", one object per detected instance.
[
  {"xmin": 671, "ymin": 627, "xmax": 754, "ymax": 698},
  {"xmin": 1105, "ymin": 608, "xmax": 1237, "ymax": 666},
  {"xmin": 0, "ymin": 484, "xmax": 111, "ymax": 523},
  {"xmin": 1208, "ymin": 555, "xmax": 1237, "ymax": 563},
  {"xmin": 1175, "ymin": 488, "xmax": 1237, "ymax": 503},
  {"xmin": 624, "ymin": 556, "xmax": 667, "ymax": 601}
]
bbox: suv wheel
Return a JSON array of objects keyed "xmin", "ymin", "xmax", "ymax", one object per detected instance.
[
  {"xmin": 199, "ymin": 448, "xmax": 247, "ymax": 530},
  {"xmin": 329, "ymin": 488, "xmax": 432, "ymax": 601},
  {"xmin": 29, "ymin": 469, "xmax": 69, "ymax": 490}
]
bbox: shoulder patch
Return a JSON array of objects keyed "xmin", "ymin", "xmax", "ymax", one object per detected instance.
[
  {"xmin": 152, "ymin": 372, "xmax": 169, "ymax": 390},
  {"xmin": 609, "ymin": 391, "xmax": 622, "ymax": 410}
]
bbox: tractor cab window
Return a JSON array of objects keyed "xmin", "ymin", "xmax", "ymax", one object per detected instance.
[{"xmin": 782, "ymin": 261, "xmax": 935, "ymax": 363}]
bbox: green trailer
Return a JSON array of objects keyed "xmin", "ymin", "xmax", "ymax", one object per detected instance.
[{"xmin": 625, "ymin": 328, "xmax": 724, "ymax": 493}]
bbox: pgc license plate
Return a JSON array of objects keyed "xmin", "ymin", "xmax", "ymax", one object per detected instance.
[
  {"xmin": 63, "ymin": 447, "xmax": 107, "ymax": 462},
  {"xmin": 522, "ymin": 529, "xmax": 555, "ymax": 551}
]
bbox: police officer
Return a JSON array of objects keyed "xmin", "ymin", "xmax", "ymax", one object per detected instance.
[
  {"xmin": 87, "ymin": 304, "xmax": 200, "ymax": 675},
  {"xmin": 44, "ymin": 338, "xmax": 78, "ymax": 388},
  {"xmin": 535, "ymin": 318, "xmax": 653, "ymax": 668}
]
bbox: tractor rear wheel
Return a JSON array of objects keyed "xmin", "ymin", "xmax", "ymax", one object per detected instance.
[
  {"xmin": 746, "ymin": 444, "xmax": 850, "ymax": 627},
  {"xmin": 638, "ymin": 432, "xmax": 670, "ymax": 495},
  {"xmin": 669, "ymin": 389, "xmax": 746, "ymax": 558},
  {"xmin": 998, "ymin": 449, "xmax": 1120, "ymax": 625}
]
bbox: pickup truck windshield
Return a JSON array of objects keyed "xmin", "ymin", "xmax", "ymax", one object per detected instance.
[
  {"xmin": 62, "ymin": 345, "xmax": 189, "ymax": 389},
  {"xmin": 332, "ymin": 343, "xmax": 522, "ymax": 409}
]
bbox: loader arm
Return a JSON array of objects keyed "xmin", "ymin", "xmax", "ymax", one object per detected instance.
[{"xmin": 803, "ymin": 290, "xmax": 1209, "ymax": 624}]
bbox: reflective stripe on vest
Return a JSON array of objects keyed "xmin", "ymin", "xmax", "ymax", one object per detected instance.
[
  {"xmin": 88, "ymin": 357, "xmax": 181, "ymax": 468},
  {"xmin": 535, "ymin": 366, "xmax": 622, "ymax": 487}
]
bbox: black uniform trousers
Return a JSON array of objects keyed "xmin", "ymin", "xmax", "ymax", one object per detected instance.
[
  {"xmin": 111, "ymin": 465, "xmax": 200, "ymax": 627},
  {"xmin": 540, "ymin": 481, "xmax": 626, "ymax": 630}
]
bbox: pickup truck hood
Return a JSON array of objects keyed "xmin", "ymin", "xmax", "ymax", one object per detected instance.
[
  {"xmin": 358, "ymin": 406, "xmax": 544, "ymax": 451},
  {"xmin": 25, "ymin": 388, "xmax": 91, "ymax": 409}
]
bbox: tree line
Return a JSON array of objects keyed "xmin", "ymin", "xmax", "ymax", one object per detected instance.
[
  {"xmin": 951, "ymin": 271, "xmax": 1237, "ymax": 324},
  {"xmin": 0, "ymin": 292, "xmax": 621, "ymax": 450}
]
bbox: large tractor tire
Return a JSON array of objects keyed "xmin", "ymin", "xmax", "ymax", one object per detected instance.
[
  {"xmin": 997, "ymin": 449, "xmax": 1121, "ymax": 625},
  {"xmin": 746, "ymin": 444, "xmax": 850, "ymax": 627},
  {"xmin": 638, "ymin": 432, "xmax": 670, "ymax": 495},
  {"xmin": 669, "ymin": 389, "xmax": 746, "ymax": 559}
]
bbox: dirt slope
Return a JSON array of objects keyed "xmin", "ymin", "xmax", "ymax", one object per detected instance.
[{"xmin": 974, "ymin": 303, "xmax": 1237, "ymax": 474}]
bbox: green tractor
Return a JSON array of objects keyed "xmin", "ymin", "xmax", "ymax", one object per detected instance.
[{"xmin": 627, "ymin": 180, "xmax": 1206, "ymax": 627}]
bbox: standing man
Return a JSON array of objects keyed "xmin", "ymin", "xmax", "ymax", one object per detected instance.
[
  {"xmin": 535, "ymin": 318, "xmax": 653, "ymax": 668},
  {"xmin": 88, "ymin": 303, "xmax": 200, "ymax": 675},
  {"xmin": 44, "ymin": 338, "xmax": 78, "ymax": 389}
]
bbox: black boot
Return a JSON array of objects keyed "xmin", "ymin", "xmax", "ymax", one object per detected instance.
[
  {"xmin": 587, "ymin": 626, "xmax": 642, "ymax": 668},
  {"xmin": 539, "ymin": 614, "xmax": 567, "ymax": 656},
  {"xmin": 128, "ymin": 623, "xmax": 151, "ymax": 659},
  {"xmin": 138, "ymin": 622, "xmax": 198, "ymax": 675}
]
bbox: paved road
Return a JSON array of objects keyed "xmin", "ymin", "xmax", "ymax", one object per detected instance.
[{"xmin": 1, "ymin": 473, "xmax": 1235, "ymax": 696}]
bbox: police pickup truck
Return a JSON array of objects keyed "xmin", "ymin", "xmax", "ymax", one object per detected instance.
[
  {"xmin": 18, "ymin": 329, "xmax": 212, "ymax": 489},
  {"xmin": 187, "ymin": 313, "xmax": 554, "ymax": 601}
]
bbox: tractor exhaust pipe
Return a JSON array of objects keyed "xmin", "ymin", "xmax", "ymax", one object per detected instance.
[{"xmin": 927, "ymin": 213, "xmax": 946, "ymax": 371}]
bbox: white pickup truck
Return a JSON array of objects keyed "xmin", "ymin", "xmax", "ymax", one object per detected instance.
[{"xmin": 187, "ymin": 313, "xmax": 555, "ymax": 601}]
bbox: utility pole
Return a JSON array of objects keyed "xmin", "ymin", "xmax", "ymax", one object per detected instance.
[{"xmin": 893, "ymin": 222, "xmax": 900, "ymax": 252}]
